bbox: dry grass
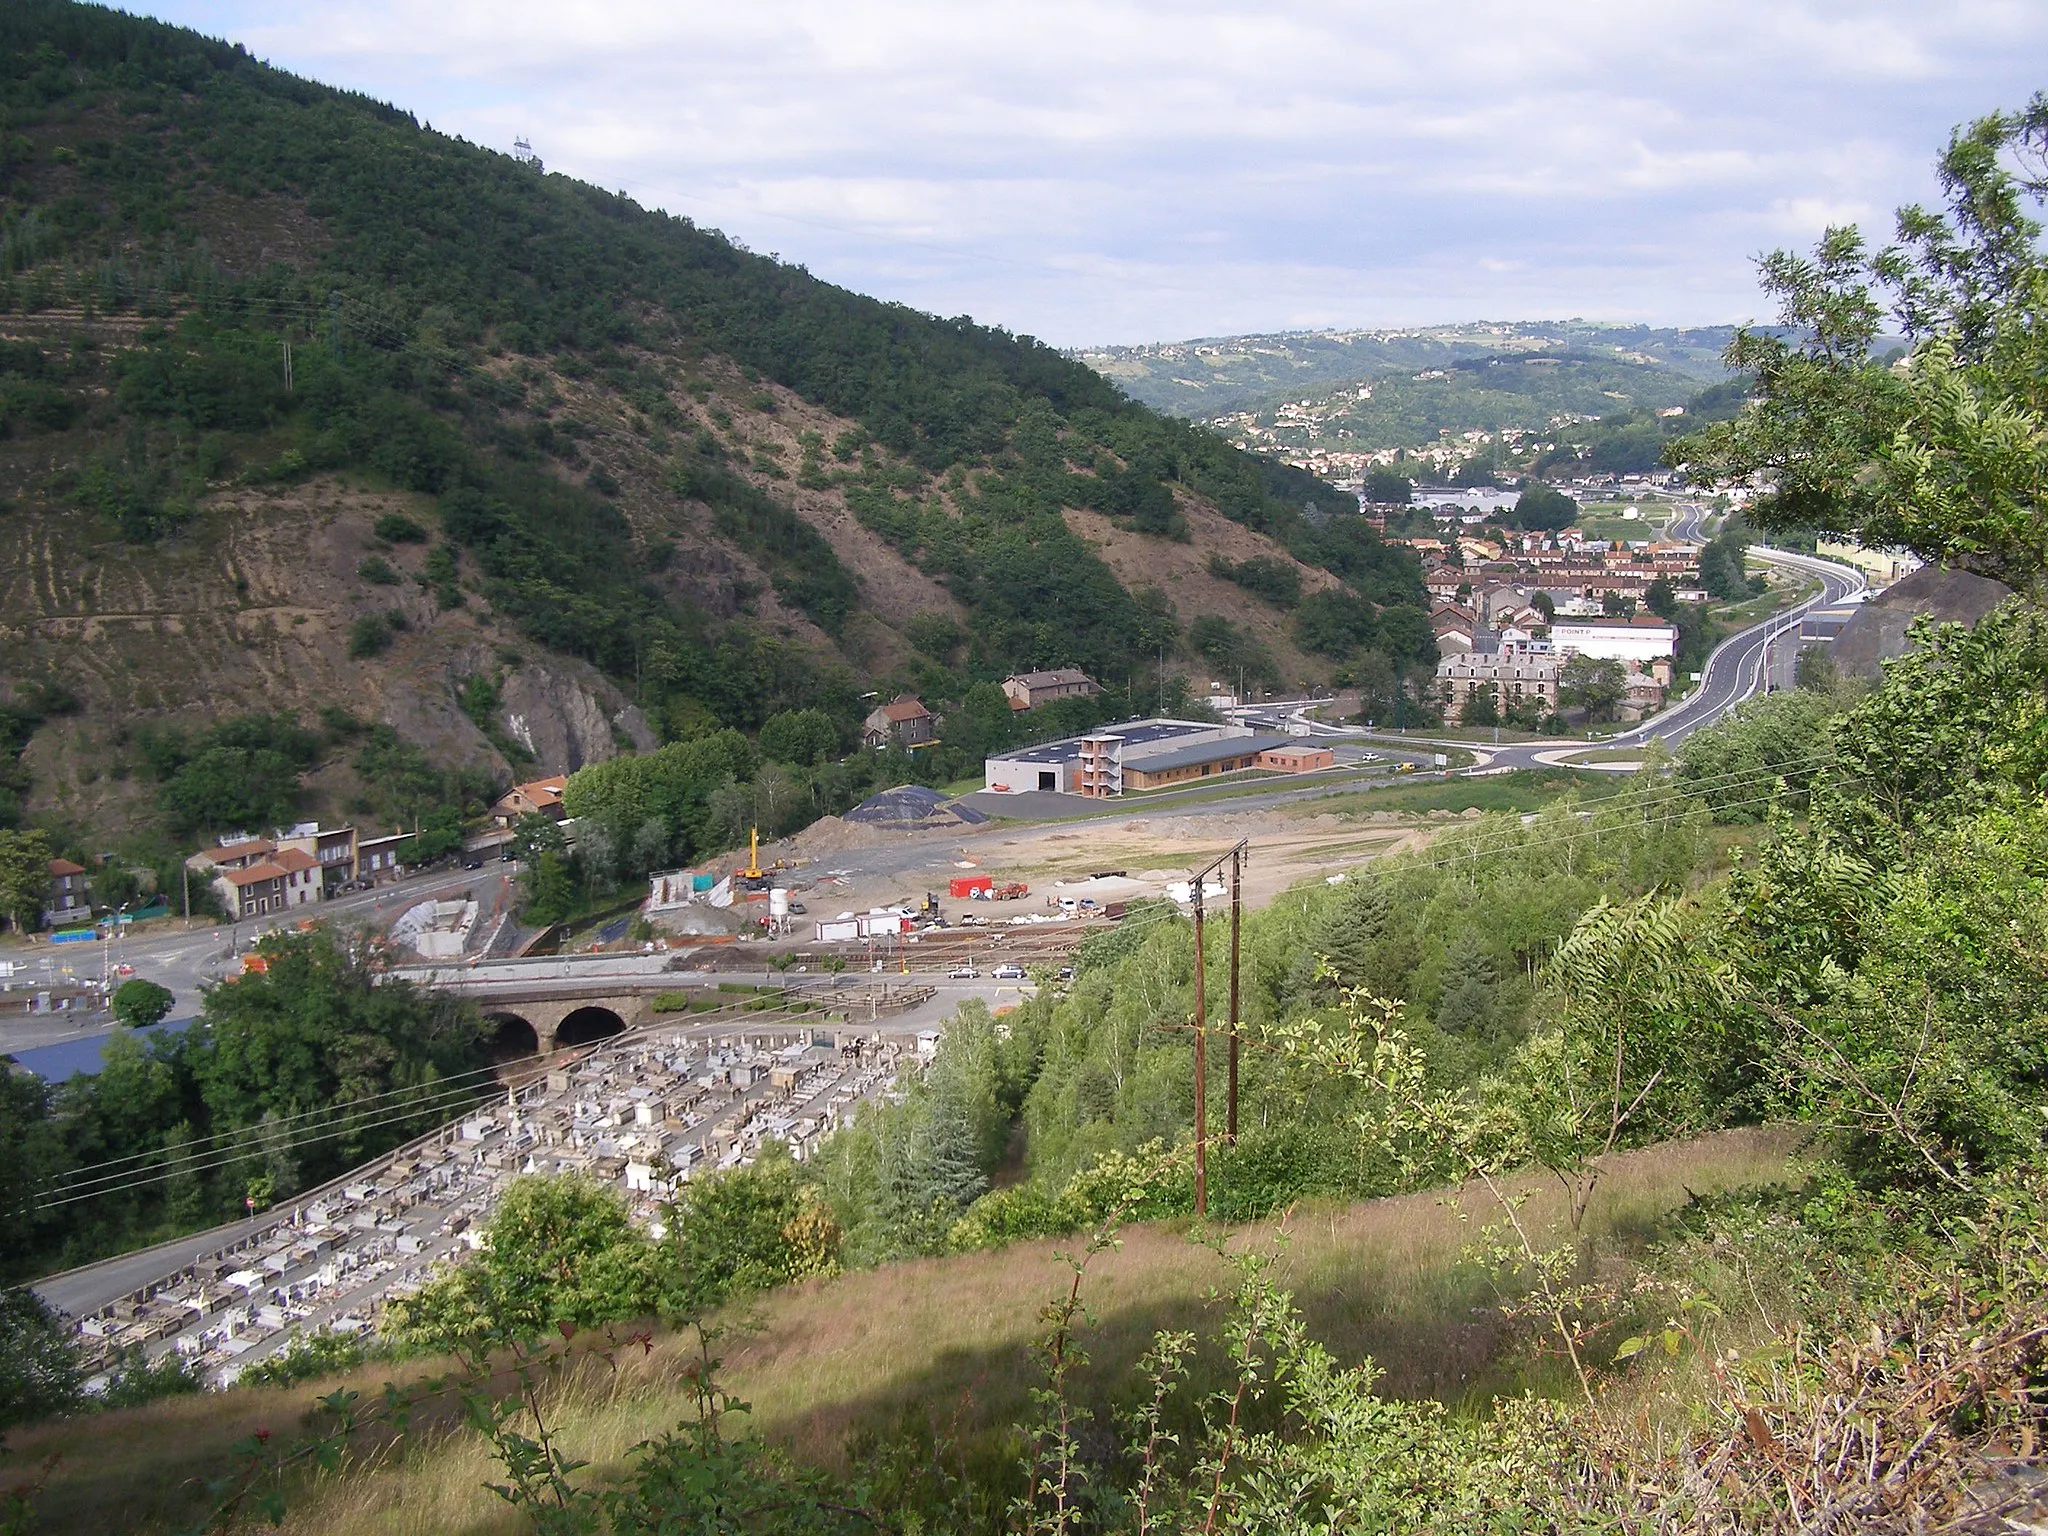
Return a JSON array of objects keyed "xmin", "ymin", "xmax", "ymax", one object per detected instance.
[{"xmin": 8, "ymin": 1128, "xmax": 1802, "ymax": 1536}]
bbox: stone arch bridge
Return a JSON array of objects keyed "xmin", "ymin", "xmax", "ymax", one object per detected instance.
[{"xmin": 466, "ymin": 989, "xmax": 665, "ymax": 1055}]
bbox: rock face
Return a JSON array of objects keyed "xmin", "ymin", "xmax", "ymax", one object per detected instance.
[
  {"xmin": 498, "ymin": 663, "xmax": 657, "ymax": 774},
  {"xmin": 1831, "ymin": 566, "xmax": 2013, "ymax": 680}
]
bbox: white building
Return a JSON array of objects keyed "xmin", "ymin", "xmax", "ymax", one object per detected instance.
[{"xmin": 1549, "ymin": 617, "xmax": 1679, "ymax": 666}]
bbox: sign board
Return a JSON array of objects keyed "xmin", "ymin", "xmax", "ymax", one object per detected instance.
[
  {"xmin": 1432, "ymin": 753, "xmax": 1448, "ymax": 768},
  {"xmin": 49, "ymin": 928, "xmax": 97, "ymax": 945}
]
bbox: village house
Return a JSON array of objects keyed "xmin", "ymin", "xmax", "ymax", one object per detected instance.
[
  {"xmin": 1000, "ymin": 669, "xmax": 1099, "ymax": 711},
  {"xmin": 44, "ymin": 858, "xmax": 90, "ymax": 927},
  {"xmin": 861, "ymin": 696, "xmax": 936, "ymax": 751},
  {"xmin": 490, "ymin": 775, "xmax": 569, "ymax": 826}
]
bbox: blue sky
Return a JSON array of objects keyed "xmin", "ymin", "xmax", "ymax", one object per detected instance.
[{"xmin": 130, "ymin": 1, "xmax": 2047, "ymax": 347}]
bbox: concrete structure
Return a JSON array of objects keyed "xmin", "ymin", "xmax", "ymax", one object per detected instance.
[
  {"xmin": 392, "ymin": 898, "xmax": 479, "ymax": 960},
  {"xmin": 1001, "ymin": 668, "xmax": 1099, "ymax": 711},
  {"xmin": 861, "ymin": 696, "xmax": 936, "ymax": 750}
]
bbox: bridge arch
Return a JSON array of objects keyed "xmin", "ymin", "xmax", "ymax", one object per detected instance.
[
  {"xmin": 483, "ymin": 1012, "xmax": 541, "ymax": 1060},
  {"xmin": 554, "ymin": 1005, "xmax": 627, "ymax": 1048}
]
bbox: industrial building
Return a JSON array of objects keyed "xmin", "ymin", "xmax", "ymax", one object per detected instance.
[{"xmin": 982, "ymin": 719, "xmax": 1332, "ymax": 797}]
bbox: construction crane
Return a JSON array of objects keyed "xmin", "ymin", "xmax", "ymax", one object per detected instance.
[{"xmin": 738, "ymin": 827, "xmax": 770, "ymax": 891}]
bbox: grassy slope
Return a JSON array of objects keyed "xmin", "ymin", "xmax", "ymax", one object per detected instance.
[{"xmin": 6, "ymin": 1129, "xmax": 1798, "ymax": 1535}]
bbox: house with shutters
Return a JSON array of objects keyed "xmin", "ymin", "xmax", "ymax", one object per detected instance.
[{"xmin": 44, "ymin": 858, "xmax": 91, "ymax": 927}]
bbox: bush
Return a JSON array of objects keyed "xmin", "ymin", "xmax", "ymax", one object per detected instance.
[
  {"xmin": 357, "ymin": 554, "xmax": 398, "ymax": 584},
  {"xmin": 347, "ymin": 611, "xmax": 397, "ymax": 658},
  {"xmin": 372, "ymin": 512, "xmax": 428, "ymax": 543},
  {"xmin": 237, "ymin": 1329, "xmax": 369, "ymax": 1388}
]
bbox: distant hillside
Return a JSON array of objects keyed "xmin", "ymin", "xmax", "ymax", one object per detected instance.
[
  {"xmin": 0, "ymin": 1, "xmax": 1429, "ymax": 866},
  {"xmin": 1080, "ymin": 321, "xmax": 1736, "ymax": 424}
]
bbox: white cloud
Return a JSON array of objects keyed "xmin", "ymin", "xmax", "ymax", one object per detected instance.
[{"xmin": 139, "ymin": 0, "xmax": 2047, "ymax": 343}]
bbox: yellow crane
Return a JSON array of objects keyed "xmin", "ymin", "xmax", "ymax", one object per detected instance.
[{"xmin": 738, "ymin": 827, "xmax": 768, "ymax": 889}]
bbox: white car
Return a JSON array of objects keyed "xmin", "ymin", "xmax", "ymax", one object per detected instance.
[
  {"xmin": 948, "ymin": 964, "xmax": 979, "ymax": 979},
  {"xmin": 993, "ymin": 962, "xmax": 1026, "ymax": 980}
]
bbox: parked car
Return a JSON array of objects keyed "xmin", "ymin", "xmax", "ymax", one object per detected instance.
[
  {"xmin": 1056, "ymin": 965, "xmax": 1076, "ymax": 981},
  {"xmin": 948, "ymin": 964, "xmax": 979, "ymax": 979},
  {"xmin": 463, "ymin": 858, "xmax": 483, "ymax": 870},
  {"xmin": 993, "ymin": 962, "xmax": 1026, "ymax": 980},
  {"xmin": 788, "ymin": 901, "xmax": 807, "ymax": 915}
]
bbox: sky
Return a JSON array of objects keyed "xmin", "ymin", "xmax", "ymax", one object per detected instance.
[{"xmin": 131, "ymin": 0, "xmax": 2048, "ymax": 347}]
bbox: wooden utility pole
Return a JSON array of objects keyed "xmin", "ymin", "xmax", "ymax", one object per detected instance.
[
  {"xmin": 1228, "ymin": 845, "xmax": 1242, "ymax": 1146},
  {"xmin": 1186, "ymin": 838, "xmax": 1248, "ymax": 1215},
  {"xmin": 1191, "ymin": 881, "xmax": 1208, "ymax": 1217}
]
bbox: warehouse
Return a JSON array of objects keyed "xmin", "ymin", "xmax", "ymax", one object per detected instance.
[{"xmin": 983, "ymin": 720, "xmax": 1331, "ymax": 797}]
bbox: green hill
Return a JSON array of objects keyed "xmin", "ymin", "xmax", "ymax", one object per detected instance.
[
  {"xmin": 0, "ymin": 0, "xmax": 1428, "ymax": 862},
  {"xmin": 1080, "ymin": 321, "xmax": 1736, "ymax": 421}
]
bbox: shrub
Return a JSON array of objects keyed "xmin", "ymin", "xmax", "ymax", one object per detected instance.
[{"xmin": 372, "ymin": 512, "xmax": 428, "ymax": 543}]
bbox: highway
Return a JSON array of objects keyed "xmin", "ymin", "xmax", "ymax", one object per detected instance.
[
  {"xmin": 1609, "ymin": 544, "xmax": 1864, "ymax": 749},
  {"xmin": 1236, "ymin": 504, "xmax": 1865, "ymax": 768}
]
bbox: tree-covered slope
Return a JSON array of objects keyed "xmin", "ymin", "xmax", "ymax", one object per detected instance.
[{"xmin": 0, "ymin": 0, "xmax": 1429, "ymax": 851}]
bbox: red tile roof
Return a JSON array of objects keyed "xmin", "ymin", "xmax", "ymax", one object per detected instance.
[{"xmin": 48, "ymin": 858, "xmax": 85, "ymax": 877}]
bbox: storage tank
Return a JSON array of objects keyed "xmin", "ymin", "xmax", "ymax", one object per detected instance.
[{"xmin": 769, "ymin": 888, "xmax": 790, "ymax": 918}]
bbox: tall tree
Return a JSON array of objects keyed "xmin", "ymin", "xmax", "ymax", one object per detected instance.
[{"xmin": 1677, "ymin": 95, "xmax": 2048, "ymax": 598}]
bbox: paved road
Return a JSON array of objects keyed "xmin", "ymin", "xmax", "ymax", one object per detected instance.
[
  {"xmin": 0, "ymin": 864, "xmax": 518, "ymax": 1062},
  {"xmin": 1608, "ymin": 545, "xmax": 1865, "ymax": 749},
  {"xmin": 1245, "ymin": 536, "xmax": 1864, "ymax": 771}
]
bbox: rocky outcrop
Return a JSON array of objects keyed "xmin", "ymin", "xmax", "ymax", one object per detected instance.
[
  {"xmin": 498, "ymin": 663, "xmax": 656, "ymax": 774},
  {"xmin": 1830, "ymin": 566, "xmax": 2013, "ymax": 680}
]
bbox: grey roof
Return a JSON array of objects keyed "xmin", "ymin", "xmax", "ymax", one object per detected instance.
[
  {"xmin": 1128, "ymin": 734, "xmax": 1293, "ymax": 775},
  {"xmin": 1007, "ymin": 668, "xmax": 1095, "ymax": 688},
  {"xmin": 997, "ymin": 720, "xmax": 1214, "ymax": 766}
]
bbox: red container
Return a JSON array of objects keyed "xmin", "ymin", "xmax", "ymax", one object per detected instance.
[{"xmin": 948, "ymin": 875, "xmax": 993, "ymax": 898}]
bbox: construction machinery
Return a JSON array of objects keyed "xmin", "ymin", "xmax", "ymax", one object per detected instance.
[{"xmin": 737, "ymin": 827, "xmax": 771, "ymax": 892}]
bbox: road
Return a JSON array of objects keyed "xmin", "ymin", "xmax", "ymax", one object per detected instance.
[
  {"xmin": 1608, "ymin": 544, "xmax": 1864, "ymax": 748},
  {"xmin": 1236, "ymin": 527, "xmax": 1865, "ymax": 770},
  {"xmin": 0, "ymin": 863, "xmax": 519, "ymax": 1060}
]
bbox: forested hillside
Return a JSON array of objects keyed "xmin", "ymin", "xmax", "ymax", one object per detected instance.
[
  {"xmin": 0, "ymin": 0, "xmax": 1428, "ymax": 864},
  {"xmin": 1084, "ymin": 321, "xmax": 1735, "ymax": 419}
]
